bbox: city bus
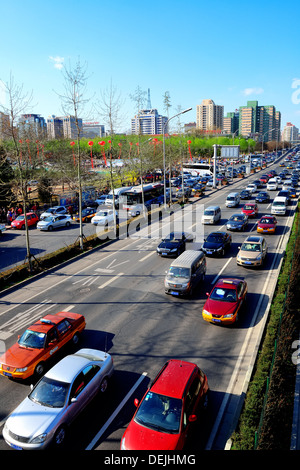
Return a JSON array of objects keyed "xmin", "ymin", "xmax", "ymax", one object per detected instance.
[
  {"xmin": 182, "ymin": 162, "xmax": 214, "ymax": 176},
  {"xmin": 120, "ymin": 183, "xmax": 164, "ymax": 216}
]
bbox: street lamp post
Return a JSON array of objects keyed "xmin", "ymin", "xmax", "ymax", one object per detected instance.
[{"xmin": 162, "ymin": 107, "xmax": 192, "ymax": 208}]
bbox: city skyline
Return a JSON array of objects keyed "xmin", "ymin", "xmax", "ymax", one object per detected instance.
[{"xmin": 0, "ymin": 0, "xmax": 300, "ymax": 133}]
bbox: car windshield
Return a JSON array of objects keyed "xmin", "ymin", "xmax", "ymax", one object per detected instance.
[
  {"xmin": 204, "ymin": 210, "xmax": 214, "ymax": 215},
  {"xmin": 29, "ymin": 376, "xmax": 70, "ymax": 408},
  {"xmin": 260, "ymin": 218, "xmax": 273, "ymax": 224},
  {"xmin": 163, "ymin": 232, "xmax": 183, "ymax": 241},
  {"xmin": 244, "ymin": 205, "xmax": 254, "ymax": 210},
  {"xmin": 230, "ymin": 215, "xmax": 243, "ymax": 221},
  {"xmin": 206, "ymin": 234, "xmax": 223, "ymax": 242},
  {"xmin": 15, "ymin": 215, "xmax": 25, "ymax": 220},
  {"xmin": 18, "ymin": 329, "xmax": 46, "ymax": 349},
  {"xmin": 210, "ymin": 287, "xmax": 237, "ymax": 302},
  {"xmin": 96, "ymin": 211, "xmax": 108, "ymax": 216},
  {"xmin": 43, "ymin": 216, "xmax": 55, "ymax": 222},
  {"xmin": 168, "ymin": 267, "xmax": 190, "ymax": 278},
  {"xmin": 134, "ymin": 391, "xmax": 182, "ymax": 433},
  {"xmin": 258, "ymin": 192, "xmax": 267, "ymax": 196},
  {"xmin": 241, "ymin": 242, "xmax": 261, "ymax": 252}
]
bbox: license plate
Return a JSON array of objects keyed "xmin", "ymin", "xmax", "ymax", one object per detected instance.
[
  {"xmin": 170, "ymin": 291, "xmax": 179, "ymax": 296},
  {"xmin": 3, "ymin": 371, "xmax": 12, "ymax": 377},
  {"xmin": 162, "ymin": 253, "xmax": 168, "ymax": 256},
  {"xmin": 244, "ymin": 261, "xmax": 252, "ymax": 265},
  {"xmin": 212, "ymin": 318, "xmax": 221, "ymax": 323},
  {"xmin": 207, "ymin": 251, "xmax": 212, "ymax": 254},
  {"xmin": 8, "ymin": 442, "xmax": 22, "ymax": 450}
]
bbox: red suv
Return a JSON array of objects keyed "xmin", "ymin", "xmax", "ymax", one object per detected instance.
[{"xmin": 120, "ymin": 359, "xmax": 209, "ymax": 450}]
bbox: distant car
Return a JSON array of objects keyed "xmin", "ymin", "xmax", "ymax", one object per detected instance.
[
  {"xmin": 40, "ymin": 206, "xmax": 68, "ymax": 220},
  {"xmin": 0, "ymin": 311, "xmax": 86, "ymax": 380},
  {"xmin": 277, "ymin": 190, "xmax": 291, "ymax": 203},
  {"xmin": 11, "ymin": 212, "xmax": 39, "ymax": 229},
  {"xmin": 259, "ymin": 175, "xmax": 269, "ymax": 184},
  {"xmin": 2, "ymin": 348, "xmax": 114, "ymax": 450},
  {"xmin": 73, "ymin": 207, "xmax": 97, "ymax": 223},
  {"xmin": 156, "ymin": 231, "xmax": 194, "ymax": 257},
  {"xmin": 226, "ymin": 214, "xmax": 248, "ymax": 232},
  {"xmin": 237, "ymin": 235, "xmax": 268, "ymax": 267},
  {"xmin": 91, "ymin": 209, "xmax": 116, "ymax": 226},
  {"xmin": 121, "ymin": 359, "xmax": 209, "ymax": 450},
  {"xmin": 37, "ymin": 214, "xmax": 72, "ymax": 231},
  {"xmin": 202, "ymin": 278, "xmax": 248, "ymax": 325},
  {"xmin": 246, "ymin": 183, "xmax": 257, "ymax": 194},
  {"xmin": 267, "ymin": 179, "xmax": 278, "ymax": 191},
  {"xmin": 240, "ymin": 190, "xmax": 251, "ymax": 200},
  {"xmin": 241, "ymin": 203, "xmax": 258, "ymax": 218},
  {"xmin": 255, "ymin": 191, "xmax": 271, "ymax": 203},
  {"xmin": 257, "ymin": 215, "xmax": 277, "ymax": 234},
  {"xmin": 95, "ymin": 195, "xmax": 107, "ymax": 206},
  {"xmin": 201, "ymin": 231, "xmax": 231, "ymax": 256},
  {"xmin": 288, "ymin": 188, "xmax": 297, "ymax": 198},
  {"xmin": 253, "ymin": 179, "xmax": 263, "ymax": 189}
]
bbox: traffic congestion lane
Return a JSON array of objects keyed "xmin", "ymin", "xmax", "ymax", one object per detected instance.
[{"xmin": 0, "ymin": 155, "xmax": 298, "ymax": 450}]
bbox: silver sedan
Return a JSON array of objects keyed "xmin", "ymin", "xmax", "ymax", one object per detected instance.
[
  {"xmin": 2, "ymin": 348, "xmax": 114, "ymax": 449},
  {"xmin": 37, "ymin": 214, "xmax": 72, "ymax": 231}
]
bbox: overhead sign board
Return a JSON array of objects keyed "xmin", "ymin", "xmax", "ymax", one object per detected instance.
[{"xmin": 221, "ymin": 145, "xmax": 240, "ymax": 158}]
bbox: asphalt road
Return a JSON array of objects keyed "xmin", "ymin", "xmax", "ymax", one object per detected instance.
[{"xmin": 0, "ymin": 151, "xmax": 298, "ymax": 452}]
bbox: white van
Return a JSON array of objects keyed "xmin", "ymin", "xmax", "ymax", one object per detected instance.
[
  {"xmin": 202, "ymin": 206, "xmax": 221, "ymax": 224},
  {"xmin": 164, "ymin": 250, "xmax": 206, "ymax": 297},
  {"xmin": 225, "ymin": 192, "xmax": 240, "ymax": 208},
  {"xmin": 267, "ymin": 178, "xmax": 278, "ymax": 190},
  {"xmin": 271, "ymin": 196, "xmax": 288, "ymax": 215}
]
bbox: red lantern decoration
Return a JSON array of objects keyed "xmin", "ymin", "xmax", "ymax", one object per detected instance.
[
  {"xmin": 98, "ymin": 141, "xmax": 107, "ymax": 167},
  {"xmin": 88, "ymin": 141, "xmax": 94, "ymax": 168},
  {"xmin": 187, "ymin": 140, "xmax": 192, "ymax": 161}
]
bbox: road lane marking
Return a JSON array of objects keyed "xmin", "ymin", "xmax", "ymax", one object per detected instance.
[
  {"xmin": 98, "ymin": 273, "xmax": 124, "ymax": 289},
  {"xmin": 86, "ymin": 372, "xmax": 148, "ymax": 450},
  {"xmin": 139, "ymin": 251, "xmax": 155, "ymax": 262},
  {"xmin": 211, "ymin": 258, "xmax": 232, "ymax": 284}
]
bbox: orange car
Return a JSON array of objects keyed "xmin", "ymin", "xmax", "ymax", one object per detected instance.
[{"xmin": 0, "ymin": 311, "xmax": 86, "ymax": 380}]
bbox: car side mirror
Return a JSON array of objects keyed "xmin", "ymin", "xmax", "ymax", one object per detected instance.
[
  {"xmin": 188, "ymin": 414, "xmax": 197, "ymax": 423},
  {"xmin": 134, "ymin": 398, "xmax": 139, "ymax": 407},
  {"xmin": 206, "ymin": 292, "xmax": 209, "ymax": 296},
  {"xmin": 71, "ymin": 397, "xmax": 78, "ymax": 404}
]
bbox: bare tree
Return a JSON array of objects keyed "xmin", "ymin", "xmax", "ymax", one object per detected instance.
[
  {"xmin": 56, "ymin": 58, "xmax": 92, "ymax": 250},
  {"xmin": 0, "ymin": 73, "xmax": 37, "ymax": 271}
]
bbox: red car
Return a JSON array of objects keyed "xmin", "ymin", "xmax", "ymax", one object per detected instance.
[
  {"xmin": 241, "ymin": 203, "xmax": 258, "ymax": 218},
  {"xmin": 202, "ymin": 278, "xmax": 248, "ymax": 325},
  {"xmin": 0, "ymin": 311, "xmax": 86, "ymax": 380},
  {"xmin": 257, "ymin": 215, "xmax": 277, "ymax": 234},
  {"xmin": 259, "ymin": 175, "xmax": 269, "ymax": 184},
  {"xmin": 11, "ymin": 212, "xmax": 39, "ymax": 229},
  {"xmin": 121, "ymin": 359, "xmax": 209, "ymax": 450}
]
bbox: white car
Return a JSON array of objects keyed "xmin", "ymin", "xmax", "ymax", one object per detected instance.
[
  {"xmin": 246, "ymin": 183, "xmax": 257, "ymax": 194},
  {"xmin": 267, "ymin": 178, "xmax": 278, "ymax": 190},
  {"xmin": 40, "ymin": 206, "xmax": 68, "ymax": 220},
  {"xmin": 2, "ymin": 348, "xmax": 114, "ymax": 449},
  {"xmin": 91, "ymin": 209, "xmax": 117, "ymax": 225},
  {"xmin": 37, "ymin": 214, "xmax": 72, "ymax": 231}
]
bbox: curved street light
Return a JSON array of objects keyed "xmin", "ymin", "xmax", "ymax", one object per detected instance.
[{"xmin": 162, "ymin": 107, "xmax": 192, "ymax": 208}]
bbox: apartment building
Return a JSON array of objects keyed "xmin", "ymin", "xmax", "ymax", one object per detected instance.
[
  {"xmin": 223, "ymin": 111, "xmax": 239, "ymax": 134},
  {"xmin": 47, "ymin": 115, "xmax": 83, "ymax": 139},
  {"xmin": 239, "ymin": 101, "xmax": 281, "ymax": 142},
  {"xmin": 196, "ymin": 99, "xmax": 224, "ymax": 132},
  {"xmin": 282, "ymin": 122, "xmax": 299, "ymax": 142},
  {"xmin": 18, "ymin": 114, "xmax": 47, "ymax": 139}
]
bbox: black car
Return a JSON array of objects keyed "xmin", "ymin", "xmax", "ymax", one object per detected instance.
[
  {"xmin": 156, "ymin": 231, "xmax": 193, "ymax": 257},
  {"xmin": 255, "ymin": 191, "xmax": 271, "ymax": 203},
  {"xmin": 201, "ymin": 231, "xmax": 232, "ymax": 256},
  {"xmin": 226, "ymin": 214, "xmax": 248, "ymax": 232},
  {"xmin": 240, "ymin": 190, "xmax": 251, "ymax": 200},
  {"xmin": 253, "ymin": 179, "xmax": 263, "ymax": 188}
]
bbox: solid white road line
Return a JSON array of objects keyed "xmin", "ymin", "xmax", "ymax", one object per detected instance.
[
  {"xmin": 98, "ymin": 273, "xmax": 124, "ymax": 289},
  {"xmin": 211, "ymin": 258, "xmax": 233, "ymax": 284},
  {"xmin": 85, "ymin": 372, "xmax": 148, "ymax": 450}
]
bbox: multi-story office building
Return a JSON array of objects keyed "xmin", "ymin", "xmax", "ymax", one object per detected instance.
[
  {"xmin": 223, "ymin": 111, "xmax": 239, "ymax": 134},
  {"xmin": 18, "ymin": 114, "xmax": 47, "ymax": 139},
  {"xmin": 282, "ymin": 122, "xmax": 299, "ymax": 142},
  {"xmin": 82, "ymin": 122, "xmax": 105, "ymax": 138},
  {"xmin": 47, "ymin": 115, "xmax": 83, "ymax": 139},
  {"xmin": 131, "ymin": 109, "xmax": 168, "ymax": 135},
  {"xmin": 196, "ymin": 99, "xmax": 224, "ymax": 132},
  {"xmin": 239, "ymin": 101, "xmax": 281, "ymax": 142}
]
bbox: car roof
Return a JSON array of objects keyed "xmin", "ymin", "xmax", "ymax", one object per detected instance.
[
  {"xmin": 215, "ymin": 278, "xmax": 241, "ymax": 289},
  {"xmin": 244, "ymin": 235, "xmax": 264, "ymax": 243},
  {"xmin": 45, "ymin": 349, "xmax": 108, "ymax": 383},
  {"xmin": 150, "ymin": 359, "xmax": 198, "ymax": 399},
  {"xmin": 29, "ymin": 313, "xmax": 70, "ymax": 333}
]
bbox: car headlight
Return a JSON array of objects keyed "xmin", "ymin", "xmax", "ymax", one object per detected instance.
[
  {"xmin": 121, "ymin": 436, "xmax": 126, "ymax": 450},
  {"xmin": 181, "ymin": 282, "xmax": 190, "ymax": 288},
  {"xmin": 30, "ymin": 433, "xmax": 47, "ymax": 444},
  {"xmin": 256, "ymin": 254, "xmax": 262, "ymax": 260},
  {"xmin": 223, "ymin": 313, "xmax": 234, "ymax": 318},
  {"xmin": 202, "ymin": 309, "xmax": 210, "ymax": 316},
  {"xmin": 15, "ymin": 367, "xmax": 28, "ymax": 372},
  {"xmin": 170, "ymin": 248, "xmax": 178, "ymax": 252}
]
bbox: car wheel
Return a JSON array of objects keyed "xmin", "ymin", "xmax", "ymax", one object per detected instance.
[
  {"xmin": 35, "ymin": 362, "xmax": 45, "ymax": 377},
  {"xmin": 72, "ymin": 333, "xmax": 79, "ymax": 345},
  {"xmin": 53, "ymin": 425, "xmax": 67, "ymax": 447},
  {"xmin": 48, "ymin": 225, "xmax": 53, "ymax": 231},
  {"xmin": 100, "ymin": 377, "xmax": 109, "ymax": 393},
  {"xmin": 66, "ymin": 221, "xmax": 70, "ymax": 227}
]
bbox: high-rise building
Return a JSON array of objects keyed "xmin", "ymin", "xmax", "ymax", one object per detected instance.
[
  {"xmin": 282, "ymin": 122, "xmax": 299, "ymax": 142},
  {"xmin": 223, "ymin": 111, "xmax": 239, "ymax": 134},
  {"xmin": 82, "ymin": 122, "xmax": 105, "ymax": 138},
  {"xmin": 47, "ymin": 115, "xmax": 83, "ymax": 139},
  {"xmin": 131, "ymin": 109, "xmax": 168, "ymax": 135},
  {"xmin": 239, "ymin": 101, "xmax": 281, "ymax": 142},
  {"xmin": 18, "ymin": 114, "xmax": 47, "ymax": 139},
  {"xmin": 196, "ymin": 99, "xmax": 224, "ymax": 132}
]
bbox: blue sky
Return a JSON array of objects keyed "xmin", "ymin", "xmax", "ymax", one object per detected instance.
[{"xmin": 1, "ymin": 0, "xmax": 300, "ymax": 133}]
